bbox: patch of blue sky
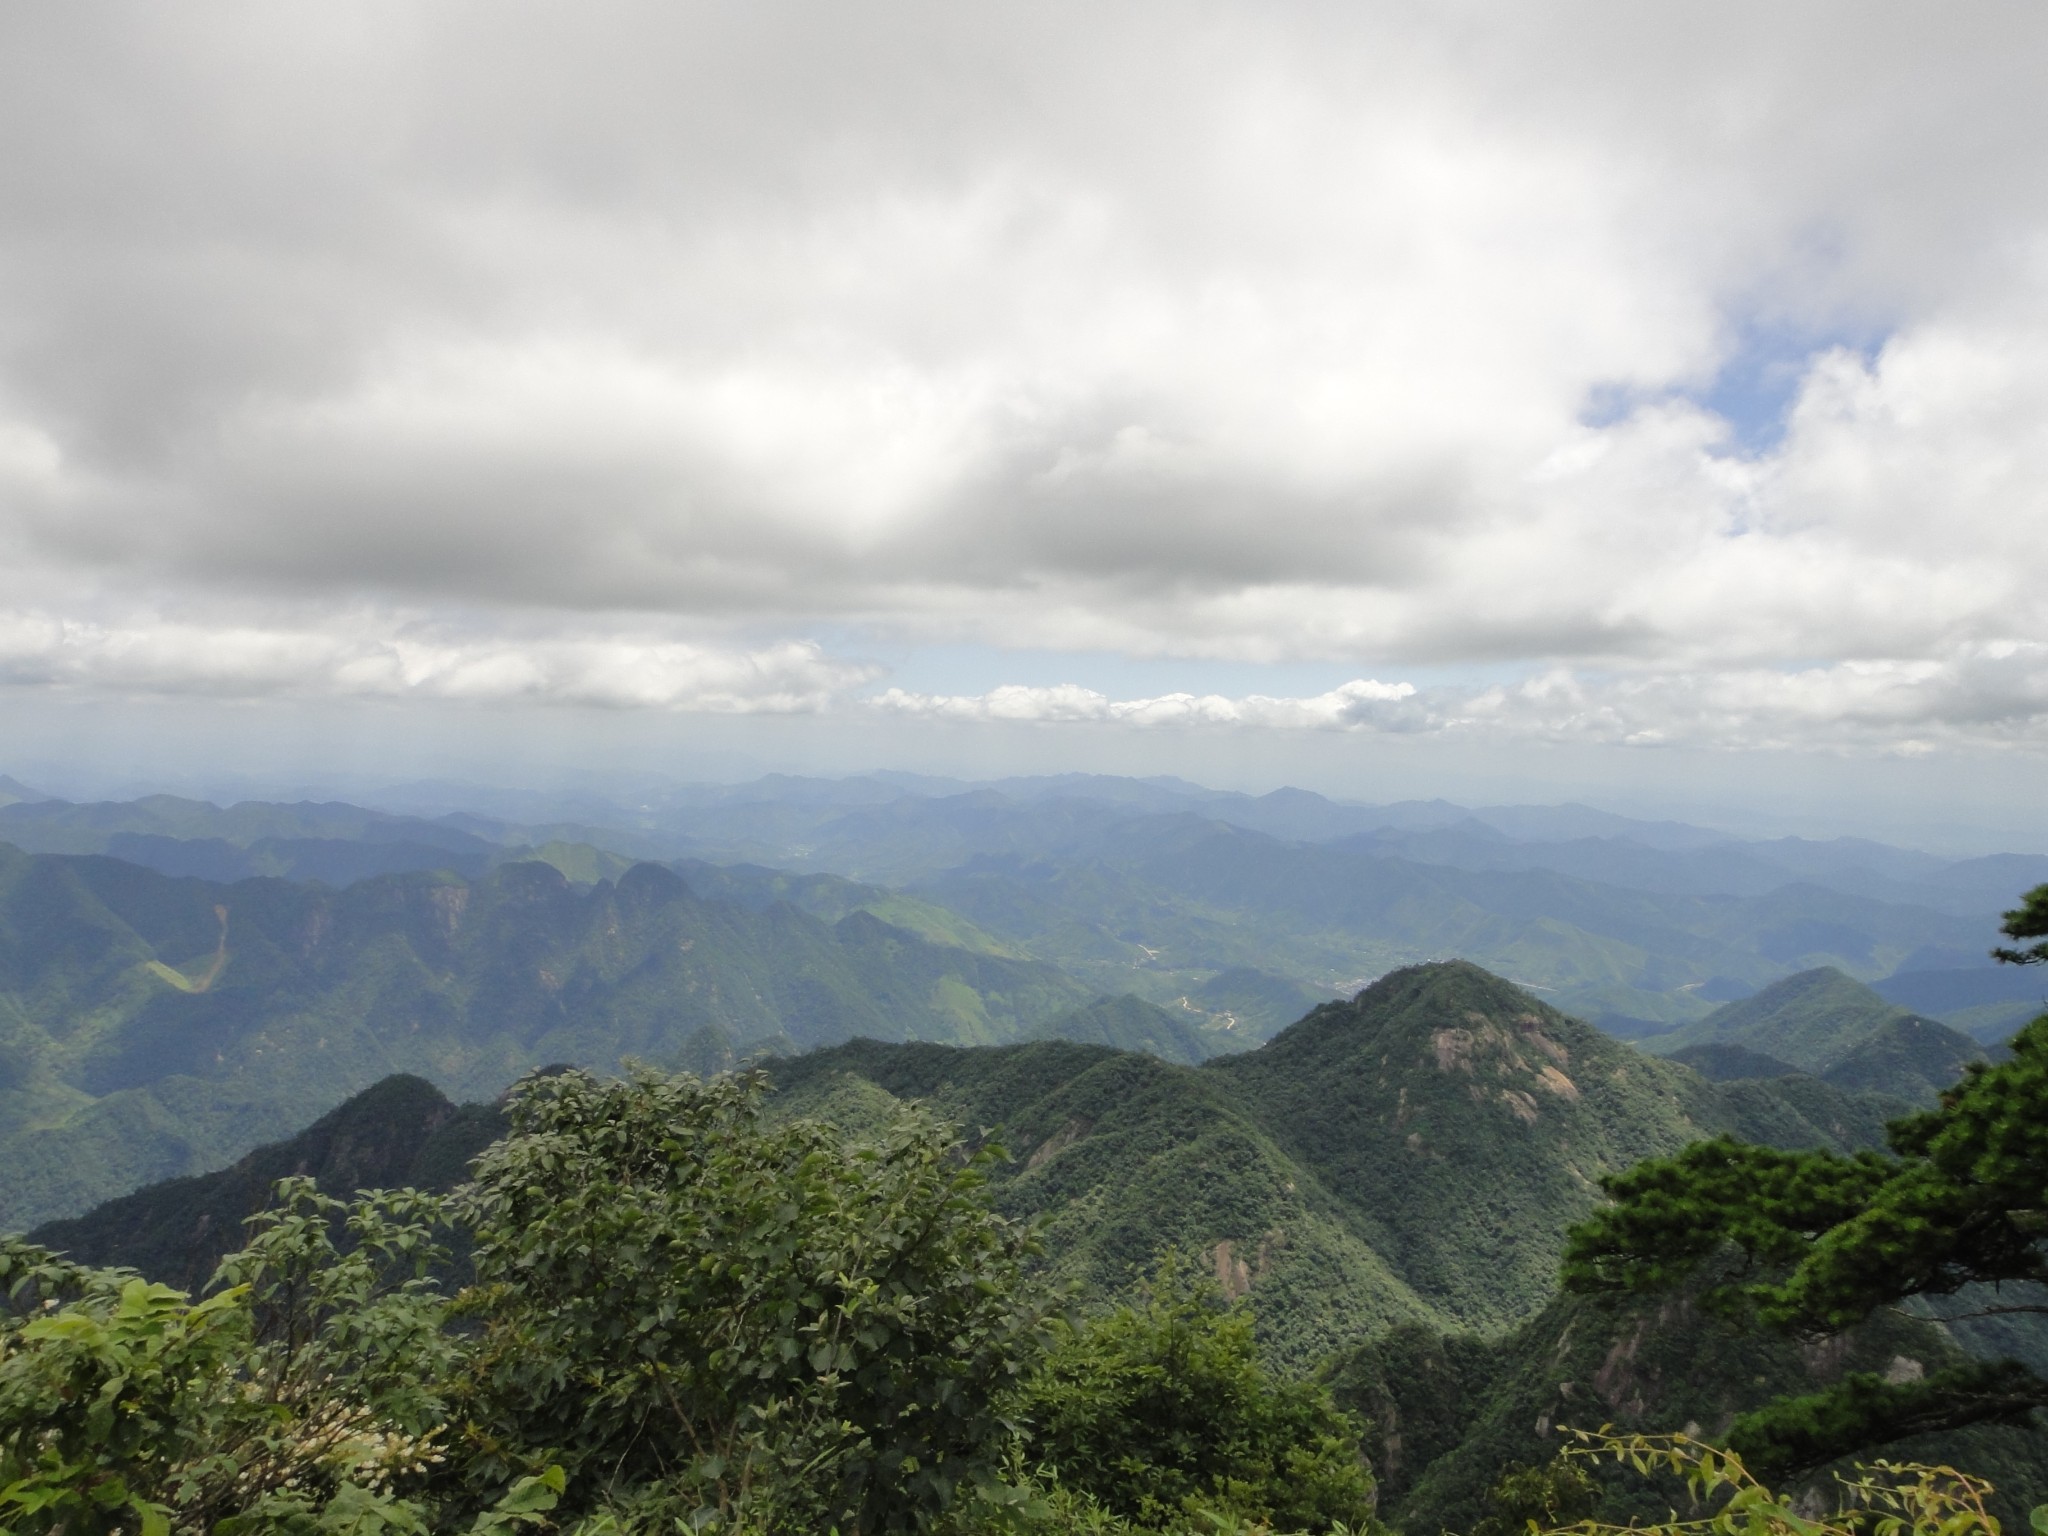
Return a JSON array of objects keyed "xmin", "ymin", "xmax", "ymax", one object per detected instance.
[{"xmin": 1583, "ymin": 314, "xmax": 1887, "ymax": 457}]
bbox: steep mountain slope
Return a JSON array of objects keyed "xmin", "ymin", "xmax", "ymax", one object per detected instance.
[
  {"xmin": 37, "ymin": 961, "xmax": 1915, "ymax": 1371},
  {"xmin": 1648, "ymin": 967, "xmax": 1986, "ymax": 1102},
  {"xmin": 1825, "ymin": 1013, "xmax": 1994, "ymax": 1100},
  {"xmin": 1875, "ymin": 964, "xmax": 2048, "ymax": 1045},
  {"xmin": 1204, "ymin": 963, "xmax": 1900, "ymax": 1330},
  {"xmin": 771, "ymin": 962, "xmax": 1910, "ymax": 1358},
  {"xmin": 1652, "ymin": 967, "xmax": 1909, "ymax": 1066},
  {"xmin": 774, "ymin": 1035, "xmax": 1449, "ymax": 1368},
  {"xmin": 1664, "ymin": 1041, "xmax": 1800, "ymax": 1079},
  {"xmin": 0, "ymin": 847, "xmax": 1088, "ymax": 1230},
  {"xmin": 1332, "ymin": 1291, "xmax": 2048, "ymax": 1535}
]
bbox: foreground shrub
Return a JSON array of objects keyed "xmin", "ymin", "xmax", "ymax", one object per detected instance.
[
  {"xmin": 4, "ymin": 1066, "xmax": 1054, "ymax": 1534},
  {"xmin": 1528, "ymin": 1430, "xmax": 2036, "ymax": 1536},
  {"xmin": 0, "ymin": 1184, "xmax": 559, "ymax": 1535},
  {"xmin": 1016, "ymin": 1255, "xmax": 1377, "ymax": 1532},
  {"xmin": 451, "ymin": 1066, "xmax": 1053, "ymax": 1533}
]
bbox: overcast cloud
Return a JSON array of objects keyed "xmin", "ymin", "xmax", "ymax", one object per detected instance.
[{"xmin": 3, "ymin": 3, "xmax": 2048, "ymax": 765}]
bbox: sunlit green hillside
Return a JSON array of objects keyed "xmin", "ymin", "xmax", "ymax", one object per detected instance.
[{"xmin": 0, "ymin": 846, "xmax": 1089, "ymax": 1230}]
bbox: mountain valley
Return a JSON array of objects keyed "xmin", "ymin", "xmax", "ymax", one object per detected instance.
[{"xmin": 2, "ymin": 768, "xmax": 2039, "ymax": 1237}]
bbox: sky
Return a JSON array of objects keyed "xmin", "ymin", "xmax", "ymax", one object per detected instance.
[{"xmin": 3, "ymin": 3, "xmax": 2047, "ymax": 846}]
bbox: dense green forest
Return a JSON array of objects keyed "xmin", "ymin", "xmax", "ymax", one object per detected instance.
[
  {"xmin": 5, "ymin": 782, "xmax": 2048, "ymax": 1532},
  {"xmin": 23, "ymin": 961, "xmax": 1918, "ymax": 1347},
  {"xmin": 4, "ymin": 1067, "xmax": 1383, "ymax": 1534},
  {"xmin": 14, "ymin": 945, "xmax": 2048, "ymax": 1533},
  {"xmin": 9, "ymin": 1019, "xmax": 2048, "ymax": 1533}
]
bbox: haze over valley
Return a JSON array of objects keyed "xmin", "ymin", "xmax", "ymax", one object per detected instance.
[{"xmin": 2, "ymin": 765, "xmax": 2041, "ymax": 1236}]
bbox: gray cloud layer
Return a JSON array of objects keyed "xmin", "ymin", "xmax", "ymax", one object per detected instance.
[
  {"xmin": 873, "ymin": 644, "xmax": 2048, "ymax": 754},
  {"xmin": 3, "ymin": 4, "xmax": 2047, "ymax": 748}
]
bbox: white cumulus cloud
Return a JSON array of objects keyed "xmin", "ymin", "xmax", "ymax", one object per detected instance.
[
  {"xmin": 870, "ymin": 678, "xmax": 1420, "ymax": 729},
  {"xmin": 0, "ymin": 611, "xmax": 870, "ymax": 713},
  {"xmin": 2, "ymin": 5, "xmax": 2047, "ymax": 763},
  {"xmin": 867, "ymin": 646, "xmax": 2048, "ymax": 754}
]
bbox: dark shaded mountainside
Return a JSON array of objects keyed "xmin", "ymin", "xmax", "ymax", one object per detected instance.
[
  {"xmin": 25, "ymin": 960, "xmax": 2048, "ymax": 1528},
  {"xmin": 27, "ymin": 1073, "xmax": 504, "ymax": 1294},
  {"xmin": 1330, "ymin": 1284, "xmax": 2048, "ymax": 1534},
  {"xmin": 0, "ymin": 844, "xmax": 1101, "ymax": 1231}
]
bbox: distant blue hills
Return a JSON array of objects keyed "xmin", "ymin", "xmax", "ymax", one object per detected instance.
[{"xmin": 1, "ymin": 768, "xmax": 2042, "ymax": 1230}]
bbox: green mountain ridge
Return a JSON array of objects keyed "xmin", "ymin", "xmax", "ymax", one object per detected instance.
[
  {"xmin": 1646, "ymin": 966, "xmax": 1987, "ymax": 1103},
  {"xmin": 29, "ymin": 960, "xmax": 1917, "ymax": 1361},
  {"xmin": 2, "ymin": 781, "xmax": 2023, "ymax": 1046},
  {"xmin": 0, "ymin": 845, "xmax": 1090, "ymax": 1230},
  {"xmin": 1663, "ymin": 1040, "xmax": 1802, "ymax": 1079},
  {"xmin": 25, "ymin": 956, "xmax": 2036, "ymax": 1528},
  {"xmin": 770, "ymin": 961, "xmax": 1912, "ymax": 1354}
]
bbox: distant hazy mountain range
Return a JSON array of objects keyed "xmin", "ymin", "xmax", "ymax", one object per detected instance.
[
  {"xmin": 2, "ymin": 768, "xmax": 2042, "ymax": 1229},
  {"xmin": 5, "ymin": 772, "xmax": 2042, "ymax": 1024}
]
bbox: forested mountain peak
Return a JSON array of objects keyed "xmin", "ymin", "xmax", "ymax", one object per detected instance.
[
  {"xmin": 1261, "ymin": 958, "xmax": 1579, "ymax": 1048},
  {"xmin": 1224, "ymin": 960, "xmax": 1637, "ymax": 1136},
  {"xmin": 1205, "ymin": 964, "xmax": 1741, "ymax": 1330},
  {"xmin": 768, "ymin": 961, "xmax": 1904, "ymax": 1346},
  {"xmin": 1685, "ymin": 965, "xmax": 1900, "ymax": 1058},
  {"xmin": 1649, "ymin": 964, "xmax": 1986, "ymax": 1100},
  {"xmin": 39, "ymin": 951, "xmax": 1923, "ymax": 1366}
]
